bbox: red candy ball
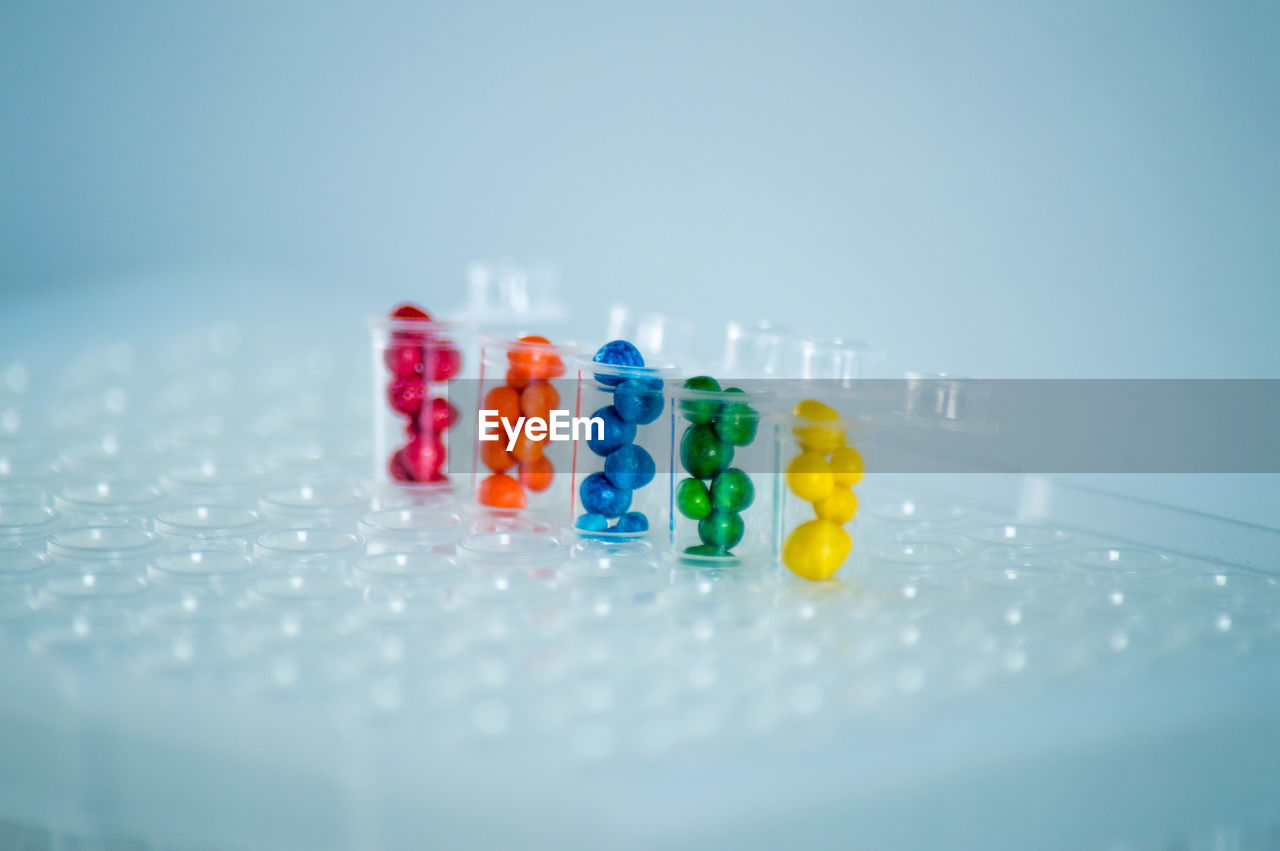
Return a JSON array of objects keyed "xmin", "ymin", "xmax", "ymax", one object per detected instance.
[
  {"xmin": 425, "ymin": 344, "xmax": 462, "ymax": 382},
  {"xmin": 396, "ymin": 433, "xmax": 446, "ymax": 481},
  {"xmin": 390, "ymin": 303, "xmax": 432, "ymax": 320},
  {"xmin": 387, "ymin": 376, "xmax": 426, "ymax": 417},
  {"xmin": 388, "ymin": 451, "xmax": 414, "ymax": 482},
  {"xmin": 384, "ymin": 343, "xmax": 424, "ymax": 379},
  {"xmin": 409, "ymin": 397, "xmax": 458, "ymax": 436}
]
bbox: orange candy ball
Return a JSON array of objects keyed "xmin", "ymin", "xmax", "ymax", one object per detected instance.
[
  {"xmin": 510, "ymin": 431, "xmax": 545, "ymax": 463},
  {"xmin": 520, "ymin": 380, "xmax": 560, "ymax": 421},
  {"xmin": 479, "ymin": 472, "xmax": 527, "ymax": 509},
  {"xmin": 507, "ymin": 335, "xmax": 565, "ymax": 380},
  {"xmin": 483, "ymin": 385, "xmax": 522, "ymax": 422},
  {"xmin": 480, "ymin": 440, "xmax": 515, "ymax": 473},
  {"xmin": 519, "ymin": 456, "xmax": 554, "ymax": 493}
]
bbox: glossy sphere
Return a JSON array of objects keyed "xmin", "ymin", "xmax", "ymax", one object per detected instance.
[
  {"xmin": 613, "ymin": 377, "xmax": 664, "ymax": 425},
  {"xmin": 518, "ymin": 456, "xmax": 554, "ymax": 492},
  {"xmin": 782, "ymin": 519, "xmax": 852, "ymax": 581},
  {"xmin": 576, "ymin": 513, "xmax": 609, "ymax": 533},
  {"xmin": 604, "ymin": 444, "xmax": 655, "ymax": 490},
  {"xmin": 384, "ymin": 343, "xmax": 424, "ymax": 379},
  {"xmin": 482, "ymin": 386, "xmax": 522, "ymax": 423},
  {"xmin": 792, "ymin": 399, "xmax": 845, "ymax": 454},
  {"xmin": 592, "ymin": 340, "xmax": 645, "ymax": 387},
  {"xmin": 580, "ymin": 472, "xmax": 632, "ymax": 518},
  {"xmin": 586, "ymin": 406, "xmax": 636, "ymax": 457},
  {"xmin": 508, "ymin": 335, "xmax": 565, "ymax": 381},
  {"xmin": 397, "ymin": 433, "xmax": 446, "ymax": 482},
  {"xmin": 684, "ymin": 543, "xmax": 727, "ymax": 558},
  {"xmin": 480, "ymin": 441, "xmax": 515, "ymax": 473},
  {"xmin": 505, "ymin": 366, "xmax": 531, "ymax": 390},
  {"xmin": 387, "ymin": 452, "xmax": 413, "ymax": 483},
  {"xmin": 715, "ymin": 389, "xmax": 759, "ymax": 446},
  {"xmin": 390, "ymin": 303, "xmax": 431, "ymax": 320},
  {"xmin": 679, "ymin": 376, "xmax": 721, "ymax": 424},
  {"xmin": 675, "ymin": 478, "xmax": 712, "ymax": 520},
  {"xmin": 814, "ymin": 486, "xmax": 858, "ymax": 525},
  {"xmin": 509, "ymin": 431, "xmax": 545, "ymax": 463},
  {"xmin": 680, "ymin": 424, "xmax": 732, "ymax": 480},
  {"xmin": 520, "ymin": 380, "xmax": 560, "ymax": 421},
  {"xmin": 412, "ymin": 397, "xmax": 457, "ymax": 435},
  {"xmin": 698, "ymin": 510, "xmax": 744, "ymax": 549},
  {"xmin": 831, "ymin": 446, "xmax": 865, "ymax": 487},
  {"xmin": 710, "ymin": 468, "xmax": 754, "ymax": 513},
  {"xmin": 613, "ymin": 512, "xmax": 649, "ymax": 533},
  {"xmin": 425, "ymin": 344, "xmax": 462, "ymax": 382},
  {"xmin": 387, "ymin": 377, "xmax": 426, "ymax": 417},
  {"xmin": 478, "ymin": 472, "xmax": 526, "ymax": 509},
  {"xmin": 786, "ymin": 451, "xmax": 834, "ymax": 502}
]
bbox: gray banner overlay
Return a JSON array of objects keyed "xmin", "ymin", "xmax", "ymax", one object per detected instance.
[{"xmin": 439, "ymin": 379, "xmax": 1280, "ymax": 474}]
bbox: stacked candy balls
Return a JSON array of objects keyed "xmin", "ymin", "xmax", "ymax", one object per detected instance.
[
  {"xmin": 782, "ymin": 399, "xmax": 864, "ymax": 581},
  {"xmin": 576, "ymin": 340, "xmax": 664, "ymax": 536},
  {"xmin": 476, "ymin": 335, "xmax": 563, "ymax": 510},
  {"xmin": 674, "ymin": 376, "xmax": 759, "ymax": 557},
  {"xmin": 383, "ymin": 303, "xmax": 462, "ymax": 484}
]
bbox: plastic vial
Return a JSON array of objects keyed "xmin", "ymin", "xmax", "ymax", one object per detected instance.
[
  {"xmin": 667, "ymin": 382, "xmax": 773, "ymax": 565},
  {"xmin": 470, "ymin": 334, "xmax": 582, "ymax": 519},
  {"xmin": 369, "ymin": 313, "xmax": 468, "ymax": 496},
  {"xmin": 570, "ymin": 355, "xmax": 675, "ymax": 544},
  {"xmin": 774, "ymin": 404, "xmax": 863, "ymax": 581}
]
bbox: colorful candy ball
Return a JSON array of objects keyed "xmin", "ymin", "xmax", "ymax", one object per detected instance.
[
  {"xmin": 387, "ymin": 376, "xmax": 426, "ymax": 417},
  {"xmin": 698, "ymin": 510, "xmax": 744, "ymax": 549},
  {"xmin": 613, "ymin": 376, "xmax": 665, "ymax": 425},
  {"xmin": 679, "ymin": 376, "xmax": 721, "ymax": 424},
  {"xmin": 576, "ymin": 513, "xmax": 610, "ymax": 533},
  {"xmin": 675, "ymin": 478, "xmax": 712, "ymax": 520},
  {"xmin": 709, "ymin": 468, "xmax": 754, "ymax": 513},
  {"xmin": 592, "ymin": 340, "xmax": 645, "ymax": 387},
  {"xmin": 604, "ymin": 443, "xmax": 655, "ymax": 490},
  {"xmin": 612, "ymin": 512, "xmax": 649, "ymax": 533},
  {"xmin": 714, "ymin": 388, "xmax": 759, "ymax": 446},
  {"xmin": 586, "ymin": 405, "xmax": 637, "ymax": 457},
  {"xmin": 579, "ymin": 472, "xmax": 632, "ymax": 518},
  {"xmin": 680, "ymin": 424, "xmax": 732, "ymax": 480},
  {"xmin": 782, "ymin": 519, "xmax": 852, "ymax": 581}
]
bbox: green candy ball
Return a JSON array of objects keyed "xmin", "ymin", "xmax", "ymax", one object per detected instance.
[
  {"xmin": 675, "ymin": 477, "xmax": 712, "ymax": 520},
  {"xmin": 714, "ymin": 388, "xmax": 759, "ymax": 446},
  {"xmin": 679, "ymin": 375, "xmax": 722, "ymax": 424},
  {"xmin": 680, "ymin": 424, "xmax": 733, "ymax": 480},
  {"xmin": 698, "ymin": 510, "xmax": 745, "ymax": 549},
  {"xmin": 710, "ymin": 468, "xmax": 754, "ymax": 513},
  {"xmin": 684, "ymin": 543, "xmax": 727, "ymax": 558}
]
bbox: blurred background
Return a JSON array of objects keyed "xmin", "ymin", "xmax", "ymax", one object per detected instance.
[{"xmin": 2, "ymin": 1, "xmax": 1278, "ymax": 518}]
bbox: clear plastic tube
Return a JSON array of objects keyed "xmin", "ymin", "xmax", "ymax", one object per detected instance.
[
  {"xmin": 369, "ymin": 314, "xmax": 469, "ymax": 496},
  {"xmin": 667, "ymin": 382, "xmax": 773, "ymax": 565},
  {"xmin": 570, "ymin": 356, "xmax": 676, "ymax": 544}
]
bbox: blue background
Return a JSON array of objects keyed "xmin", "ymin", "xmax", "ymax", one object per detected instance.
[{"xmin": 2, "ymin": 1, "xmax": 1278, "ymax": 520}]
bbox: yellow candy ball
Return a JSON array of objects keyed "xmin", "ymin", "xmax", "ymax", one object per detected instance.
[
  {"xmin": 814, "ymin": 486, "xmax": 858, "ymax": 524},
  {"xmin": 782, "ymin": 519, "xmax": 853, "ymax": 581},
  {"xmin": 792, "ymin": 399, "xmax": 838, "ymax": 421},
  {"xmin": 831, "ymin": 446, "xmax": 864, "ymax": 486},
  {"xmin": 792, "ymin": 399, "xmax": 845, "ymax": 454},
  {"xmin": 785, "ymin": 451, "xmax": 834, "ymax": 502}
]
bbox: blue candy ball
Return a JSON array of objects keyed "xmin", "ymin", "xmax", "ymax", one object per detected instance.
[
  {"xmin": 580, "ymin": 472, "xmax": 633, "ymax": 518},
  {"xmin": 604, "ymin": 443, "xmax": 656, "ymax": 490},
  {"xmin": 592, "ymin": 340, "xmax": 645, "ymax": 387},
  {"xmin": 614, "ymin": 376, "xmax": 665, "ymax": 425},
  {"xmin": 586, "ymin": 405, "xmax": 637, "ymax": 456},
  {"xmin": 576, "ymin": 512, "xmax": 610, "ymax": 533},
  {"xmin": 612, "ymin": 512, "xmax": 649, "ymax": 533}
]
